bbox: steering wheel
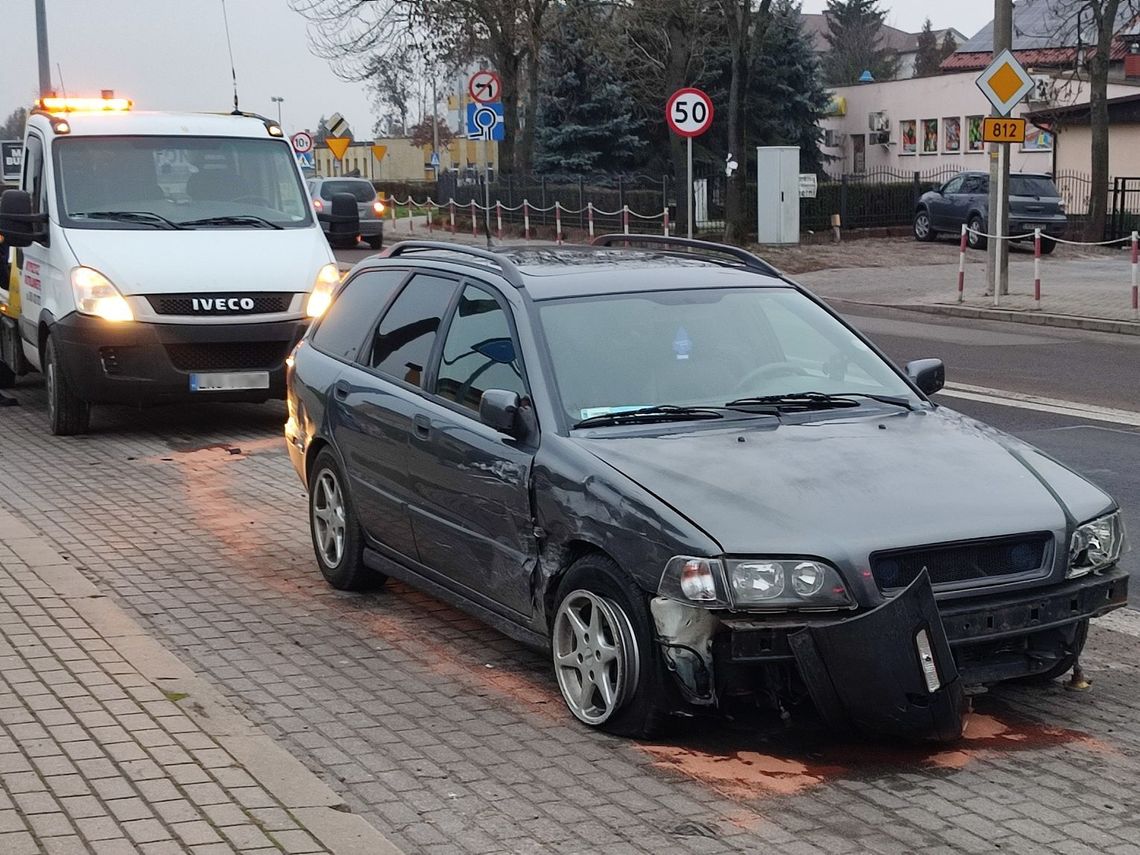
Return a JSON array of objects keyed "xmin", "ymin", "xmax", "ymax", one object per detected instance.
[
  {"xmin": 733, "ymin": 362, "xmax": 810, "ymax": 396},
  {"xmin": 230, "ymin": 195, "xmax": 272, "ymax": 207}
]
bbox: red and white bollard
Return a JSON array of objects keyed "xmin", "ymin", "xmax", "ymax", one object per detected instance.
[
  {"xmin": 523, "ymin": 200, "xmax": 531, "ymax": 241},
  {"xmin": 496, "ymin": 202, "xmax": 503, "ymax": 241},
  {"xmin": 663, "ymin": 207, "xmax": 670, "ymax": 237},
  {"xmin": 587, "ymin": 203, "xmax": 595, "ymax": 239},
  {"xmin": 957, "ymin": 223, "xmax": 967, "ymax": 303},
  {"xmin": 622, "ymin": 204, "xmax": 630, "ymax": 235},
  {"xmin": 407, "ymin": 199, "xmax": 414, "ymax": 233},
  {"xmin": 471, "ymin": 200, "xmax": 478, "ymax": 238},
  {"xmin": 1132, "ymin": 231, "xmax": 1139, "ymax": 321},
  {"xmin": 427, "ymin": 201, "xmax": 434, "ymax": 234},
  {"xmin": 449, "ymin": 199, "xmax": 456, "ymax": 233},
  {"xmin": 555, "ymin": 202, "xmax": 563, "ymax": 246},
  {"xmin": 1033, "ymin": 228, "xmax": 1042, "ymax": 309}
]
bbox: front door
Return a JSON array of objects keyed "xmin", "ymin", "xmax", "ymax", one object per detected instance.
[
  {"xmin": 405, "ymin": 282, "xmax": 537, "ymax": 618},
  {"xmin": 927, "ymin": 175, "xmax": 964, "ymax": 230}
]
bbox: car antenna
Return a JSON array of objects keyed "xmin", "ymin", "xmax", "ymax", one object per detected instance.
[
  {"xmin": 221, "ymin": 0, "xmax": 241, "ymax": 115},
  {"xmin": 56, "ymin": 63, "xmax": 68, "ymax": 102}
]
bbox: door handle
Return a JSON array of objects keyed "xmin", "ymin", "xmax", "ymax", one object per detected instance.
[
  {"xmin": 333, "ymin": 381, "xmax": 350, "ymax": 401},
  {"xmin": 412, "ymin": 413, "xmax": 431, "ymax": 440}
]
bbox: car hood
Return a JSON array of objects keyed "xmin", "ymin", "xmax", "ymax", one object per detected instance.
[
  {"xmin": 571, "ymin": 408, "xmax": 1114, "ymax": 558},
  {"xmin": 62, "ymin": 227, "xmax": 334, "ymax": 296}
]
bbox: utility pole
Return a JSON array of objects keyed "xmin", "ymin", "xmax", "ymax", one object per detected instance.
[
  {"xmin": 35, "ymin": 0, "xmax": 52, "ymax": 97},
  {"xmin": 986, "ymin": 0, "xmax": 1013, "ymax": 297},
  {"xmin": 271, "ymin": 96, "xmax": 284, "ymax": 127},
  {"xmin": 431, "ymin": 75, "xmax": 440, "ymax": 178}
]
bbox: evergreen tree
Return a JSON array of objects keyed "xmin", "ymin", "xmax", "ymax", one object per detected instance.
[
  {"xmin": 822, "ymin": 0, "xmax": 899, "ymax": 85},
  {"xmin": 913, "ymin": 19, "xmax": 942, "ymax": 77},
  {"xmin": 747, "ymin": 0, "xmax": 830, "ymax": 174},
  {"xmin": 939, "ymin": 30, "xmax": 958, "ymax": 63},
  {"xmin": 0, "ymin": 107, "xmax": 27, "ymax": 140},
  {"xmin": 534, "ymin": 4, "xmax": 647, "ymax": 174}
]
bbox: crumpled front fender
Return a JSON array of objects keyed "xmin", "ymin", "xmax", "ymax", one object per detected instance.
[{"xmin": 789, "ymin": 571, "xmax": 965, "ymax": 742}]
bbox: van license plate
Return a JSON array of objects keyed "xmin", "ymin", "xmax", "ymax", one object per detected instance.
[{"xmin": 189, "ymin": 372, "xmax": 270, "ymax": 392}]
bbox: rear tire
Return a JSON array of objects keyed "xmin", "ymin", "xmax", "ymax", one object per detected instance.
[
  {"xmin": 45, "ymin": 337, "xmax": 90, "ymax": 436},
  {"xmin": 308, "ymin": 447, "xmax": 385, "ymax": 591},
  {"xmin": 366, "ymin": 235, "xmax": 384, "ymax": 250},
  {"xmin": 967, "ymin": 215, "xmax": 987, "ymax": 250},
  {"xmin": 0, "ymin": 360, "xmax": 15, "ymax": 389},
  {"xmin": 1039, "ymin": 236, "xmax": 1057, "ymax": 255},
  {"xmin": 551, "ymin": 554, "xmax": 671, "ymax": 738},
  {"xmin": 913, "ymin": 209, "xmax": 935, "ymax": 242}
]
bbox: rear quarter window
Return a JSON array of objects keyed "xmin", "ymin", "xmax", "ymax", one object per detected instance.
[
  {"xmin": 1011, "ymin": 177, "xmax": 1059, "ymax": 197},
  {"xmin": 310, "ymin": 269, "xmax": 406, "ymax": 361}
]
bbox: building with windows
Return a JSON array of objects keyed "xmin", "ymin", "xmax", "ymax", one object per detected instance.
[{"xmin": 313, "ymin": 136, "xmax": 499, "ymax": 182}]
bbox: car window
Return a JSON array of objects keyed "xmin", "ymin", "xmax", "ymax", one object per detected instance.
[
  {"xmin": 368, "ymin": 274, "xmax": 457, "ymax": 387},
  {"xmin": 942, "ymin": 176, "xmax": 964, "ymax": 194},
  {"xmin": 310, "ymin": 269, "xmax": 406, "ymax": 361},
  {"xmin": 1011, "ymin": 176, "xmax": 1059, "ymax": 197},
  {"xmin": 320, "ymin": 180, "xmax": 376, "ymax": 202},
  {"xmin": 962, "ymin": 175, "xmax": 987, "ymax": 195},
  {"xmin": 434, "ymin": 284, "xmax": 526, "ymax": 412}
]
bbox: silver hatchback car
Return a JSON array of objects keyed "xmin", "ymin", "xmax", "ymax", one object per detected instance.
[{"xmin": 307, "ymin": 177, "xmax": 385, "ymax": 250}]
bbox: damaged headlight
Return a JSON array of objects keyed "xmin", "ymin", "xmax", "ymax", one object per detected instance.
[
  {"xmin": 1068, "ymin": 511, "xmax": 1127, "ymax": 578},
  {"xmin": 658, "ymin": 557, "xmax": 730, "ymax": 607},
  {"xmin": 727, "ymin": 559, "xmax": 855, "ymax": 611}
]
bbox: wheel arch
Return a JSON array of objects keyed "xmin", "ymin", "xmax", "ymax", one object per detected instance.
[{"xmin": 541, "ymin": 538, "xmax": 622, "ymax": 631}]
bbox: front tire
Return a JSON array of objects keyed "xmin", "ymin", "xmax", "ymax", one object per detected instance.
[
  {"xmin": 551, "ymin": 554, "xmax": 670, "ymax": 738},
  {"xmin": 45, "ymin": 337, "xmax": 90, "ymax": 436},
  {"xmin": 913, "ymin": 209, "xmax": 935, "ymax": 242},
  {"xmin": 308, "ymin": 448, "xmax": 384, "ymax": 591}
]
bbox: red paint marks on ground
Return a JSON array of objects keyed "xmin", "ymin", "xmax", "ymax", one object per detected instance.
[
  {"xmin": 641, "ymin": 708, "xmax": 1106, "ymax": 802},
  {"xmin": 148, "ymin": 436, "xmax": 285, "ymax": 463}
]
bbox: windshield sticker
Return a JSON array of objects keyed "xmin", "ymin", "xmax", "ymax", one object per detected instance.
[
  {"xmin": 673, "ymin": 326, "xmax": 692, "ymax": 360},
  {"xmin": 580, "ymin": 405, "xmax": 651, "ymax": 420}
]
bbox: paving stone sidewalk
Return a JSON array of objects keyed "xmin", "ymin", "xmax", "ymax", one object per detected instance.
[{"xmin": 0, "ymin": 509, "xmax": 400, "ymax": 855}]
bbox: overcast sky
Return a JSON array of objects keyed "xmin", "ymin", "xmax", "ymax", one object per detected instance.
[{"xmin": 2, "ymin": 0, "xmax": 996, "ymax": 139}]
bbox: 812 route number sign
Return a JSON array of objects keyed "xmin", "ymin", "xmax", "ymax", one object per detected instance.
[
  {"xmin": 666, "ymin": 88, "xmax": 714, "ymax": 138},
  {"xmin": 982, "ymin": 116, "xmax": 1026, "ymax": 144}
]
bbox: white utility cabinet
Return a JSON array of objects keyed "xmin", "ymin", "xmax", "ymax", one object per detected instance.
[{"xmin": 756, "ymin": 146, "xmax": 800, "ymax": 245}]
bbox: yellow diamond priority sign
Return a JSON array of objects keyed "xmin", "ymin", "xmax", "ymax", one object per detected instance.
[{"xmin": 976, "ymin": 49, "xmax": 1035, "ymax": 117}]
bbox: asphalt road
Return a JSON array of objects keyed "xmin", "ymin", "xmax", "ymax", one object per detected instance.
[{"xmin": 835, "ymin": 302, "xmax": 1140, "ymax": 587}]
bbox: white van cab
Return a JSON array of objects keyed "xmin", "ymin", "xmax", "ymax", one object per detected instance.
[{"xmin": 0, "ymin": 96, "xmax": 357, "ymax": 435}]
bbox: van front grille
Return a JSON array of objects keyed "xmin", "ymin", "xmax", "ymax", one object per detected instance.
[{"xmin": 164, "ymin": 342, "xmax": 289, "ymax": 372}]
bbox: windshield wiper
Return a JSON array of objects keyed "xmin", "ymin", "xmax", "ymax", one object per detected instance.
[
  {"xmin": 572, "ymin": 405, "xmax": 726, "ymax": 429},
  {"xmin": 726, "ymin": 391, "xmax": 916, "ymax": 412},
  {"xmin": 179, "ymin": 215, "xmax": 283, "ymax": 230},
  {"xmin": 70, "ymin": 210, "xmax": 183, "ymax": 230}
]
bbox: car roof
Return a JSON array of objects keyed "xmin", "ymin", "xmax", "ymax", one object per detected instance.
[
  {"xmin": 28, "ymin": 110, "xmax": 281, "ymax": 140},
  {"xmin": 358, "ymin": 240, "xmax": 792, "ymax": 301}
]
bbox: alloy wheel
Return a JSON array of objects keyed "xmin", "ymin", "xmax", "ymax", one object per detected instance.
[
  {"xmin": 914, "ymin": 212, "xmax": 930, "ymax": 240},
  {"xmin": 312, "ymin": 470, "xmax": 347, "ymax": 568},
  {"xmin": 552, "ymin": 590, "xmax": 640, "ymax": 726}
]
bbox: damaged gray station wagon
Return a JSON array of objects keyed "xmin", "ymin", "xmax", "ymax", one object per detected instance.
[{"xmin": 285, "ymin": 237, "xmax": 1129, "ymax": 741}]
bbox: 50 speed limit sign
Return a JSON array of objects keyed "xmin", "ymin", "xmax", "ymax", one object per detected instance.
[{"xmin": 666, "ymin": 88, "xmax": 714, "ymax": 138}]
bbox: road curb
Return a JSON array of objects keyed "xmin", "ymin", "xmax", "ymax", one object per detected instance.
[
  {"xmin": 0, "ymin": 506, "xmax": 406, "ymax": 855},
  {"xmin": 822, "ymin": 295, "xmax": 1140, "ymax": 336}
]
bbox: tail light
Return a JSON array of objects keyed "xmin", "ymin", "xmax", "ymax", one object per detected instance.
[
  {"xmin": 373, "ymin": 200, "xmax": 386, "ymax": 215},
  {"xmin": 313, "ymin": 198, "xmax": 324, "ymax": 211}
]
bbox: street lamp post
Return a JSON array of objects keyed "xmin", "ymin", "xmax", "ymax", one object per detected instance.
[{"xmin": 271, "ymin": 96, "xmax": 284, "ymax": 127}]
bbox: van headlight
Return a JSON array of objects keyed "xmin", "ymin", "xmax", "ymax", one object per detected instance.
[
  {"xmin": 1068, "ymin": 511, "xmax": 1126, "ymax": 578},
  {"xmin": 306, "ymin": 263, "xmax": 341, "ymax": 318},
  {"xmin": 71, "ymin": 267, "xmax": 133, "ymax": 322},
  {"xmin": 726, "ymin": 558, "xmax": 854, "ymax": 610}
]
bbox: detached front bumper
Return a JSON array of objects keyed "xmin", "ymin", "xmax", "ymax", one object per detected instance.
[{"xmin": 651, "ymin": 566, "xmax": 1128, "ymax": 740}]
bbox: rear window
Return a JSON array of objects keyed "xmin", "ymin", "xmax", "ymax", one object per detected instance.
[
  {"xmin": 320, "ymin": 180, "xmax": 376, "ymax": 202},
  {"xmin": 1011, "ymin": 176, "xmax": 1059, "ymax": 198}
]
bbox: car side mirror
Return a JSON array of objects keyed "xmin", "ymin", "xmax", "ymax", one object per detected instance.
[
  {"xmin": 906, "ymin": 358, "xmax": 945, "ymax": 395},
  {"xmin": 0, "ymin": 189, "xmax": 48, "ymax": 248},
  {"xmin": 480, "ymin": 389, "xmax": 524, "ymax": 438},
  {"xmin": 317, "ymin": 191, "xmax": 360, "ymax": 242}
]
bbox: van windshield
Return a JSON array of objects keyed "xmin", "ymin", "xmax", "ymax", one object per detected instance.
[{"xmin": 53, "ymin": 136, "xmax": 313, "ymax": 230}]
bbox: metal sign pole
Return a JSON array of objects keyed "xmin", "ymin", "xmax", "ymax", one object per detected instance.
[
  {"xmin": 687, "ymin": 137, "xmax": 694, "ymax": 240},
  {"xmin": 484, "ymin": 138, "xmax": 492, "ymax": 246},
  {"xmin": 994, "ymin": 142, "xmax": 1007, "ymax": 307}
]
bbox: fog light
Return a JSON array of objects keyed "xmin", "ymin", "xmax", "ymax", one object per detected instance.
[{"xmin": 915, "ymin": 628, "xmax": 941, "ymax": 693}]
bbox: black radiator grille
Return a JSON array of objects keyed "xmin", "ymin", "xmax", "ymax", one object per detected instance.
[
  {"xmin": 146, "ymin": 293, "xmax": 293, "ymax": 315},
  {"xmin": 871, "ymin": 533, "xmax": 1052, "ymax": 590},
  {"xmin": 164, "ymin": 341, "xmax": 289, "ymax": 372}
]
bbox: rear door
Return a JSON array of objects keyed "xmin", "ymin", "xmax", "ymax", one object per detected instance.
[{"xmin": 404, "ymin": 281, "xmax": 538, "ymax": 618}]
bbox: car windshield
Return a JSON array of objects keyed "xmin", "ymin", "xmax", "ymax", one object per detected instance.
[
  {"xmin": 318, "ymin": 180, "xmax": 376, "ymax": 202},
  {"xmin": 54, "ymin": 135, "xmax": 312, "ymax": 229},
  {"xmin": 1011, "ymin": 176, "xmax": 1059, "ymax": 197},
  {"xmin": 538, "ymin": 287, "xmax": 918, "ymax": 426}
]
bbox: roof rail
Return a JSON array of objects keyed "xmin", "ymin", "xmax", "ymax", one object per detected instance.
[
  {"xmin": 382, "ymin": 241, "xmax": 525, "ymax": 288},
  {"xmin": 590, "ymin": 234, "xmax": 781, "ymax": 277}
]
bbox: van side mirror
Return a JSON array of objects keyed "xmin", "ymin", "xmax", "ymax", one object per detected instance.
[
  {"xmin": 317, "ymin": 191, "xmax": 360, "ymax": 243},
  {"xmin": 906, "ymin": 358, "xmax": 945, "ymax": 395},
  {"xmin": 0, "ymin": 190, "xmax": 48, "ymax": 248},
  {"xmin": 480, "ymin": 389, "xmax": 524, "ymax": 438}
]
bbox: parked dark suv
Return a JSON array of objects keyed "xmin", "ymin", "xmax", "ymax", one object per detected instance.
[
  {"xmin": 285, "ymin": 237, "xmax": 1127, "ymax": 741},
  {"xmin": 914, "ymin": 172, "xmax": 1067, "ymax": 252}
]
